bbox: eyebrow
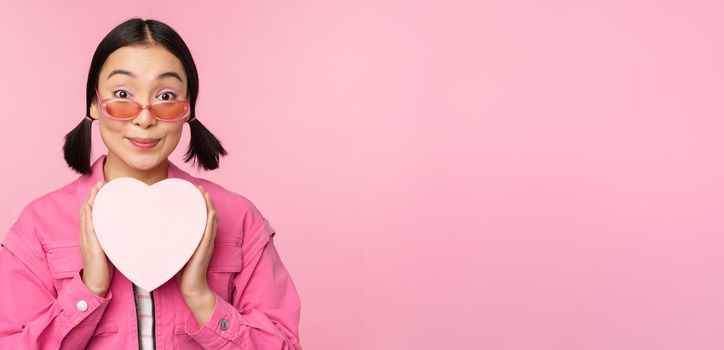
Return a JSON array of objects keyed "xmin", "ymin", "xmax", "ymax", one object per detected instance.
[{"xmin": 106, "ymin": 69, "xmax": 183, "ymax": 83}]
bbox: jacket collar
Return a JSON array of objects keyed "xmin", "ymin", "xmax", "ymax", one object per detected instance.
[{"xmin": 78, "ymin": 154, "xmax": 200, "ymax": 204}]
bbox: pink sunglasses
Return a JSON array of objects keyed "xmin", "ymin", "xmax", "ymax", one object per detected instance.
[{"xmin": 95, "ymin": 88, "xmax": 191, "ymax": 122}]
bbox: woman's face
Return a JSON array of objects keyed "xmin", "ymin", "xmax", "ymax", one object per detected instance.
[{"xmin": 90, "ymin": 44, "xmax": 190, "ymax": 171}]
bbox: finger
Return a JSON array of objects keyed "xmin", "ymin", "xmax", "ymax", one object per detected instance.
[
  {"xmin": 201, "ymin": 209, "xmax": 216, "ymax": 249},
  {"xmin": 85, "ymin": 183, "xmax": 105, "ymax": 245},
  {"xmin": 192, "ymin": 210, "xmax": 215, "ymax": 263},
  {"xmin": 188, "ymin": 210, "xmax": 212, "ymax": 265},
  {"xmin": 206, "ymin": 210, "xmax": 216, "ymax": 258},
  {"xmin": 79, "ymin": 205, "xmax": 87, "ymax": 246},
  {"xmin": 176, "ymin": 259, "xmax": 186, "ymax": 278},
  {"xmin": 82, "ymin": 204, "xmax": 95, "ymax": 258},
  {"xmin": 209, "ymin": 209, "xmax": 218, "ymax": 239},
  {"xmin": 205, "ymin": 191, "xmax": 215, "ymax": 212},
  {"xmin": 88, "ymin": 181, "xmax": 103, "ymax": 207},
  {"xmin": 200, "ymin": 189, "xmax": 216, "ymax": 223},
  {"xmin": 203, "ymin": 192, "xmax": 219, "ymax": 230},
  {"xmin": 202, "ymin": 190, "xmax": 208, "ymax": 207},
  {"xmin": 198, "ymin": 185, "xmax": 206, "ymax": 203},
  {"xmin": 198, "ymin": 185, "xmax": 215, "ymax": 211},
  {"xmin": 84, "ymin": 203, "xmax": 96, "ymax": 245}
]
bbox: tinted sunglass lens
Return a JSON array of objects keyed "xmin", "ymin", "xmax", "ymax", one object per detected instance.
[
  {"xmin": 105, "ymin": 100, "xmax": 140, "ymax": 119},
  {"xmin": 153, "ymin": 101, "xmax": 188, "ymax": 120}
]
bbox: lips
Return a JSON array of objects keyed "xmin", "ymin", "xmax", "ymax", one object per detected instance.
[
  {"xmin": 127, "ymin": 137, "xmax": 160, "ymax": 149},
  {"xmin": 128, "ymin": 137, "xmax": 159, "ymax": 144}
]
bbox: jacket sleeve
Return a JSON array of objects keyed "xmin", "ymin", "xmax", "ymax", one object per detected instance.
[
  {"xmin": 183, "ymin": 215, "xmax": 303, "ymax": 349},
  {"xmin": 0, "ymin": 225, "xmax": 113, "ymax": 349}
]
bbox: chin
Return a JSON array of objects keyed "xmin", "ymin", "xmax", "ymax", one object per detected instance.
[{"xmin": 123, "ymin": 152, "xmax": 164, "ymax": 170}]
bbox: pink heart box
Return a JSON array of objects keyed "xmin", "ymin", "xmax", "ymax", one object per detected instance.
[{"xmin": 91, "ymin": 177, "xmax": 208, "ymax": 292}]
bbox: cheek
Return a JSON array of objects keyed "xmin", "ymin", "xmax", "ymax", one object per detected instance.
[
  {"xmin": 97, "ymin": 122, "xmax": 126, "ymax": 146},
  {"xmin": 167, "ymin": 125, "xmax": 184, "ymax": 140},
  {"xmin": 99, "ymin": 119, "xmax": 126, "ymax": 134},
  {"xmin": 160, "ymin": 126, "xmax": 184, "ymax": 149}
]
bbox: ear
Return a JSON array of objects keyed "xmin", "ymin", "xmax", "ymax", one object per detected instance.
[{"xmin": 89, "ymin": 100, "xmax": 99, "ymax": 120}]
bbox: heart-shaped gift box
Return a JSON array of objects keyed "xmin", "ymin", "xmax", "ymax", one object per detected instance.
[{"xmin": 91, "ymin": 177, "xmax": 208, "ymax": 291}]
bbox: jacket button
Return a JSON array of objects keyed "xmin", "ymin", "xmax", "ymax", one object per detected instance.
[
  {"xmin": 76, "ymin": 300, "xmax": 88, "ymax": 312},
  {"xmin": 219, "ymin": 319, "xmax": 229, "ymax": 330}
]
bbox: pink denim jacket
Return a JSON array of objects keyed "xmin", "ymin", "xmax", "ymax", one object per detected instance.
[{"xmin": 0, "ymin": 154, "xmax": 303, "ymax": 349}]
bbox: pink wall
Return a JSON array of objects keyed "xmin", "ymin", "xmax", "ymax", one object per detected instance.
[{"xmin": 2, "ymin": 1, "xmax": 723, "ymax": 349}]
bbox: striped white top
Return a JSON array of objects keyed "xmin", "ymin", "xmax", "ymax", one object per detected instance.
[{"xmin": 133, "ymin": 284, "xmax": 155, "ymax": 349}]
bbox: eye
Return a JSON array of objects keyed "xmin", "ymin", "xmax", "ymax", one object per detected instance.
[
  {"xmin": 158, "ymin": 91, "xmax": 177, "ymax": 101},
  {"xmin": 113, "ymin": 89, "xmax": 132, "ymax": 99}
]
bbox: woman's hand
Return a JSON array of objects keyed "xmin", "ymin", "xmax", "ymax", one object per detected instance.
[
  {"xmin": 79, "ymin": 180, "xmax": 114, "ymax": 297},
  {"xmin": 176, "ymin": 185, "xmax": 219, "ymax": 323}
]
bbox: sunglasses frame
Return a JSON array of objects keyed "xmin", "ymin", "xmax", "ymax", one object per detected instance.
[{"xmin": 95, "ymin": 88, "xmax": 191, "ymax": 122}]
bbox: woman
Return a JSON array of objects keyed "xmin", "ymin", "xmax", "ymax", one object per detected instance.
[{"xmin": 0, "ymin": 18, "xmax": 302, "ymax": 349}]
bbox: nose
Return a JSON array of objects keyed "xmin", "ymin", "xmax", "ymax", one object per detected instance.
[{"xmin": 132, "ymin": 104, "xmax": 157, "ymax": 127}]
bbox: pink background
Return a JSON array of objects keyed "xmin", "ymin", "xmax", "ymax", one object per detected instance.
[{"xmin": 1, "ymin": 1, "xmax": 723, "ymax": 349}]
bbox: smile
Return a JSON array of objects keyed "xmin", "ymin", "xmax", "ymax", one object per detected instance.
[{"xmin": 127, "ymin": 137, "xmax": 160, "ymax": 149}]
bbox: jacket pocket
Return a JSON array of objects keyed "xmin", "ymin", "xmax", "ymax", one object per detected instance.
[
  {"xmin": 44, "ymin": 240, "xmax": 83, "ymax": 293},
  {"xmin": 92, "ymin": 322, "xmax": 118, "ymax": 336},
  {"xmin": 206, "ymin": 238, "xmax": 243, "ymax": 303},
  {"xmin": 173, "ymin": 323, "xmax": 203, "ymax": 349},
  {"xmin": 84, "ymin": 321, "xmax": 119, "ymax": 349}
]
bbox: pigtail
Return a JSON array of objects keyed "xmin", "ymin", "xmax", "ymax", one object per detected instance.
[
  {"xmin": 184, "ymin": 118, "xmax": 228, "ymax": 170},
  {"xmin": 62, "ymin": 116, "xmax": 94, "ymax": 175}
]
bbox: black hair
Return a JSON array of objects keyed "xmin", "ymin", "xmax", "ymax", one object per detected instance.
[{"xmin": 63, "ymin": 17, "xmax": 227, "ymax": 175}]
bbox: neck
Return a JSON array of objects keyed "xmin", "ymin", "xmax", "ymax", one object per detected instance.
[{"xmin": 103, "ymin": 153, "xmax": 169, "ymax": 186}]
